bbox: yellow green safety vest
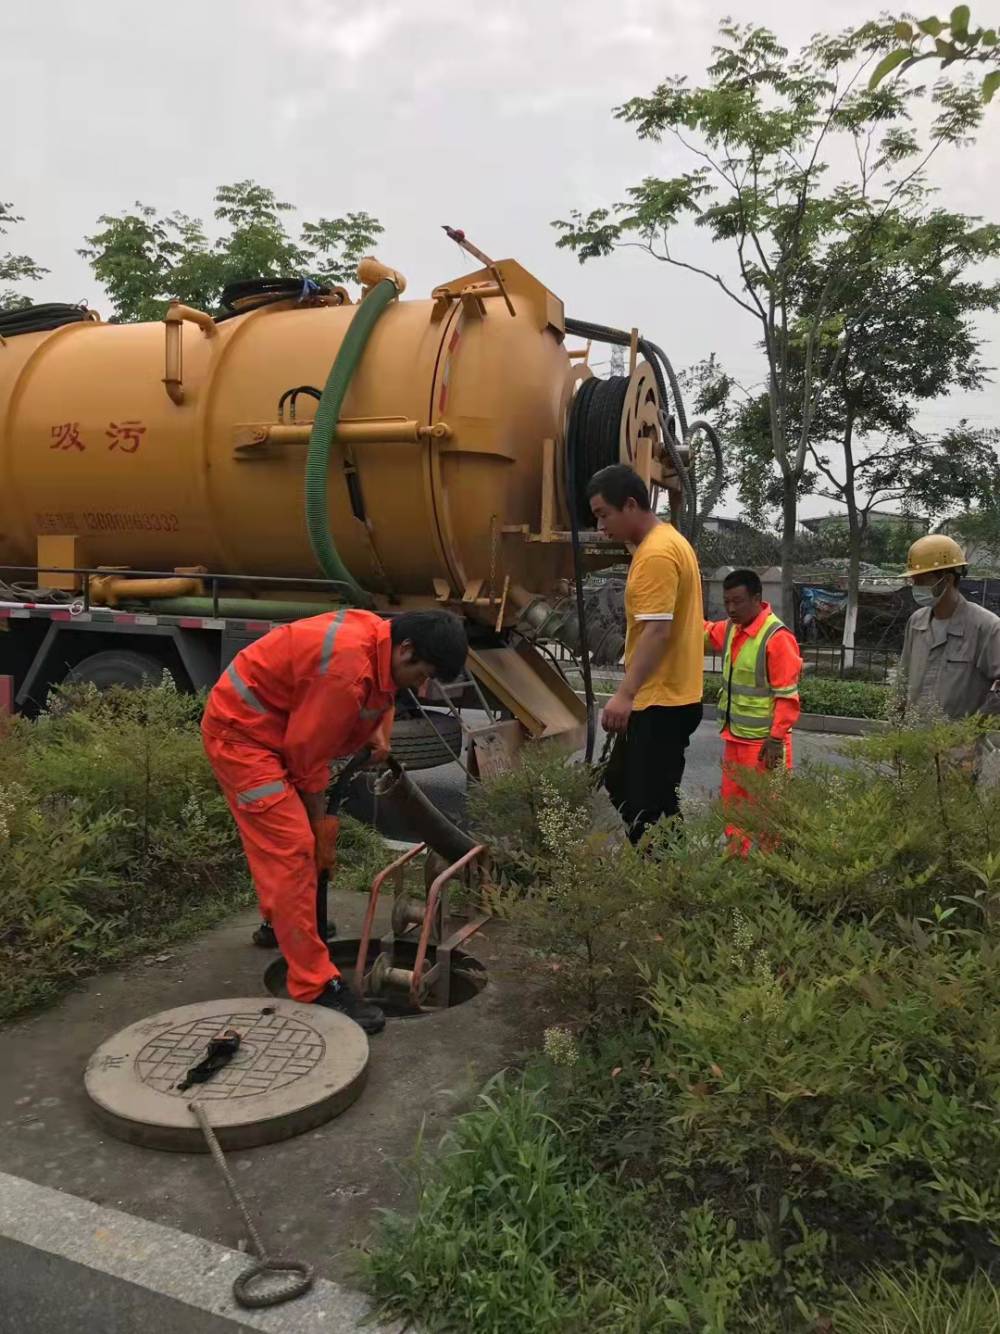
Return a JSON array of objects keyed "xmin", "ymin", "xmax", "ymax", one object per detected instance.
[{"xmin": 719, "ymin": 612, "xmax": 798, "ymax": 740}]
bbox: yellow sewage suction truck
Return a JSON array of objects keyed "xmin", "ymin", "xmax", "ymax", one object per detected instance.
[{"xmin": 0, "ymin": 242, "xmax": 720, "ymax": 770}]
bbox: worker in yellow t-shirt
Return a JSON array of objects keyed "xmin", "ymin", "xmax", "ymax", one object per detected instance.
[{"xmin": 587, "ymin": 464, "xmax": 704, "ymax": 843}]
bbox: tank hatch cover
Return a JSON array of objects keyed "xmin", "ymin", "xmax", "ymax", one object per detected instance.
[{"xmin": 84, "ymin": 997, "xmax": 369, "ymax": 1151}]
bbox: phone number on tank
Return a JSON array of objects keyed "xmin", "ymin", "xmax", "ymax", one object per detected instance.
[{"xmin": 34, "ymin": 512, "xmax": 181, "ymax": 534}]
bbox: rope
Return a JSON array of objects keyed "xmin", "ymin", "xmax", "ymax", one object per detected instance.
[{"xmin": 190, "ymin": 1101, "xmax": 315, "ymax": 1310}]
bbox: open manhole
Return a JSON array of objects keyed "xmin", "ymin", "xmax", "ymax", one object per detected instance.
[
  {"xmin": 264, "ymin": 938, "xmax": 487, "ymax": 1018},
  {"xmin": 84, "ymin": 998, "xmax": 369, "ymax": 1152}
]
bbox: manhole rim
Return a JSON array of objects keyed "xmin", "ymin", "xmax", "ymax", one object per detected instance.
[
  {"xmin": 84, "ymin": 997, "xmax": 369, "ymax": 1153},
  {"xmin": 263, "ymin": 938, "xmax": 489, "ymax": 1020}
]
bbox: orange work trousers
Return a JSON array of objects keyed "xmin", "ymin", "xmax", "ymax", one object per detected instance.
[
  {"xmin": 721, "ymin": 735, "xmax": 792, "ymax": 858},
  {"xmin": 203, "ymin": 730, "xmax": 337, "ymax": 1002}
]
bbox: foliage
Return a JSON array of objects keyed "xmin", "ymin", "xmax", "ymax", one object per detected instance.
[
  {"xmin": 369, "ymin": 722, "xmax": 1000, "ymax": 1330},
  {"xmin": 834, "ymin": 1266, "xmax": 1000, "ymax": 1333},
  {"xmin": 0, "ymin": 198, "xmax": 46, "ymax": 312},
  {"xmin": 80, "ymin": 180, "xmax": 383, "ymax": 322},
  {"xmin": 553, "ymin": 19, "xmax": 988, "ymax": 617},
  {"xmin": 364, "ymin": 1077, "xmax": 686, "ymax": 1334},
  {"xmin": 873, "ymin": 10, "xmax": 1000, "ymax": 103},
  {"xmin": 467, "ymin": 747, "xmax": 596, "ymax": 891},
  {"xmin": 335, "ymin": 814, "xmax": 391, "ymax": 894},
  {"xmin": 0, "ymin": 679, "xmax": 248, "ymax": 1021},
  {"xmin": 704, "ymin": 670, "xmax": 890, "ymax": 718}
]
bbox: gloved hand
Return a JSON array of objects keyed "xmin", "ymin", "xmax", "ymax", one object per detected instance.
[
  {"xmin": 312, "ymin": 814, "xmax": 340, "ymax": 875},
  {"xmin": 759, "ymin": 737, "xmax": 785, "ymax": 771}
]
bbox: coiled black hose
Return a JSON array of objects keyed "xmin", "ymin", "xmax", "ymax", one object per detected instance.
[
  {"xmin": 0, "ymin": 303, "xmax": 93, "ymax": 337},
  {"xmin": 563, "ymin": 317, "xmax": 724, "ymax": 537},
  {"xmin": 566, "ymin": 375, "xmax": 630, "ymax": 525}
]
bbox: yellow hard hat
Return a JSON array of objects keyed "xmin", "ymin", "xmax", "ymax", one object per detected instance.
[{"xmin": 904, "ymin": 533, "xmax": 966, "ymax": 580}]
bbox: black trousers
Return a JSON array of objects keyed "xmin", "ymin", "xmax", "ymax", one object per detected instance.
[{"xmin": 603, "ymin": 702, "xmax": 703, "ymax": 844}]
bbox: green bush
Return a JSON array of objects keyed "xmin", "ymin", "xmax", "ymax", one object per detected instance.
[
  {"xmin": 468, "ymin": 746, "xmax": 597, "ymax": 891},
  {"xmin": 704, "ymin": 671, "xmax": 891, "ymax": 719},
  {"xmin": 368, "ymin": 723, "xmax": 1000, "ymax": 1331},
  {"xmin": 0, "ymin": 679, "xmax": 249, "ymax": 1021}
]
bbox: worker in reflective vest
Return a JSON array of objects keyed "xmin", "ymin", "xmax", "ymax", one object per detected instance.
[
  {"xmin": 201, "ymin": 608, "xmax": 468, "ymax": 1034},
  {"xmin": 703, "ymin": 569, "xmax": 802, "ymax": 854}
]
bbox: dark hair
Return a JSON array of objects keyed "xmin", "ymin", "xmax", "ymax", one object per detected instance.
[
  {"xmin": 949, "ymin": 565, "xmax": 968, "ymax": 586},
  {"xmin": 390, "ymin": 610, "xmax": 468, "ymax": 682},
  {"xmin": 723, "ymin": 568, "xmax": 762, "ymax": 599},
  {"xmin": 586, "ymin": 464, "xmax": 651, "ymax": 512}
]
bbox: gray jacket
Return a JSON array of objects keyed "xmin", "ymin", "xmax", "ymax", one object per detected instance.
[{"xmin": 900, "ymin": 595, "xmax": 1000, "ymax": 719}]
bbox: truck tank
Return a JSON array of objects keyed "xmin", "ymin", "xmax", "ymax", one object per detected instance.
[
  {"xmin": 0, "ymin": 256, "xmax": 688, "ymax": 754},
  {"xmin": 0, "ymin": 259, "xmax": 637, "ymax": 605}
]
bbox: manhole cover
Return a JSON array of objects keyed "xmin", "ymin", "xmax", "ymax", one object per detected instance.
[{"xmin": 85, "ymin": 998, "xmax": 369, "ymax": 1152}]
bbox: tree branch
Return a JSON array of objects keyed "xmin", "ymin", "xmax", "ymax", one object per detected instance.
[{"xmin": 616, "ymin": 240, "xmax": 762, "ymax": 317}]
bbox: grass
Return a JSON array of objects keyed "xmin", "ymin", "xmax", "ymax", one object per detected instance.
[
  {"xmin": 366, "ymin": 727, "xmax": 1000, "ymax": 1332},
  {"xmin": 0, "ymin": 681, "xmax": 391, "ymax": 1025}
]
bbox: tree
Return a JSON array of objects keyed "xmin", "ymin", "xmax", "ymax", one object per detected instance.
[
  {"xmin": 873, "ymin": 9, "xmax": 1000, "ymax": 102},
  {"xmin": 553, "ymin": 21, "xmax": 984, "ymax": 618},
  {"xmin": 0, "ymin": 200, "xmax": 46, "ymax": 312},
  {"xmin": 81, "ymin": 181, "xmax": 383, "ymax": 322},
  {"xmin": 792, "ymin": 201, "xmax": 999, "ymax": 656}
]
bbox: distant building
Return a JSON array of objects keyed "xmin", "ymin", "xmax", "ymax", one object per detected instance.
[
  {"xmin": 800, "ymin": 512, "xmax": 928, "ymax": 536},
  {"xmin": 700, "ymin": 515, "xmax": 754, "ymax": 534},
  {"xmin": 939, "ymin": 516, "xmax": 1000, "ymax": 572}
]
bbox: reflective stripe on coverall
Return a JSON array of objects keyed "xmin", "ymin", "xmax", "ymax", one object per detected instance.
[{"xmin": 201, "ymin": 610, "xmax": 394, "ymax": 1001}]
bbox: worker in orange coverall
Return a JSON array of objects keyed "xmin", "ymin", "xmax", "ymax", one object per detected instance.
[
  {"xmin": 703, "ymin": 569, "xmax": 802, "ymax": 855},
  {"xmin": 202, "ymin": 608, "xmax": 468, "ymax": 1034}
]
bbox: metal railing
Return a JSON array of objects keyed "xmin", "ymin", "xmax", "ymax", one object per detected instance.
[
  {"xmin": 708, "ymin": 643, "xmax": 898, "ymax": 683},
  {"xmin": 0, "ymin": 564, "xmax": 354, "ymax": 619}
]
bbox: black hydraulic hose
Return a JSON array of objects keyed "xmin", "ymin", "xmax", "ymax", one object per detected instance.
[{"xmin": 565, "ymin": 395, "xmax": 597, "ymax": 765}]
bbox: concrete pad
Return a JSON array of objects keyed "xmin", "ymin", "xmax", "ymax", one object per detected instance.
[
  {"xmin": 0, "ymin": 1168, "xmax": 400, "ymax": 1333},
  {"xmin": 0, "ymin": 886, "xmax": 559, "ymax": 1286},
  {"xmin": 86, "ymin": 999, "xmax": 369, "ymax": 1151}
]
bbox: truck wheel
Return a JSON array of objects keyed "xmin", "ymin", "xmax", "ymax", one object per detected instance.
[
  {"xmin": 389, "ymin": 711, "xmax": 464, "ymax": 770},
  {"xmin": 64, "ymin": 650, "xmax": 172, "ymax": 691}
]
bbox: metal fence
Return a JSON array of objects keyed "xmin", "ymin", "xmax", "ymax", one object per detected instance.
[
  {"xmin": 707, "ymin": 643, "xmax": 897, "ymax": 683},
  {"xmin": 552, "ymin": 638, "xmax": 898, "ymax": 686}
]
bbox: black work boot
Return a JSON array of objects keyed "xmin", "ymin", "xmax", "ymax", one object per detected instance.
[
  {"xmin": 252, "ymin": 921, "xmax": 278, "ymax": 949},
  {"xmin": 252, "ymin": 920, "xmax": 336, "ymax": 949},
  {"xmin": 312, "ymin": 978, "xmax": 386, "ymax": 1035}
]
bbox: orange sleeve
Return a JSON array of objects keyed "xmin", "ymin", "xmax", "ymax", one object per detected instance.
[
  {"xmin": 283, "ymin": 671, "xmax": 366, "ymax": 793},
  {"xmin": 704, "ymin": 619, "xmax": 728, "ymax": 654},
  {"xmin": 766, "ymin": 630, "xmax": 802, "ymax": 739}
]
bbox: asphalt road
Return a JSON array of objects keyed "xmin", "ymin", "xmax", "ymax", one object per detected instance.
[{"xmin": 357, "ymin": 717, "xmax": 857, "ymax": 840}]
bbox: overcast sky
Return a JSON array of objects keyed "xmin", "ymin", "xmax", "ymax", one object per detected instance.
[{"xmin": 3, "ymin": 0, "xmax": 998, "ymax": 518}]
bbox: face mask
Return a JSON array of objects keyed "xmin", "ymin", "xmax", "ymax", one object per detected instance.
[{"xmin": 912, "ymin": 576, "xmax": 948, "ymax": 607}]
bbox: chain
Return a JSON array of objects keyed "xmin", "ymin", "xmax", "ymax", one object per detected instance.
[{"xmin": 190, "ymin": 1101, "xmax": 314, "ymax": 1309}]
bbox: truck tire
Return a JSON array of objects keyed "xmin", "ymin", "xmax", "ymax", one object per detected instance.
[
  {"xmin": 64, "ymin": 649, "xmax": 172, "ymax": 691},
  {"xmin": 389, "ymin": 711, "xmax": 463, "ymax": 770}
]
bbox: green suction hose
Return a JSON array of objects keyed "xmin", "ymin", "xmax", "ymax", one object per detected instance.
[{"xmin": 304, "ymin": 277, "xmax": 401, "ymax": 608}]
